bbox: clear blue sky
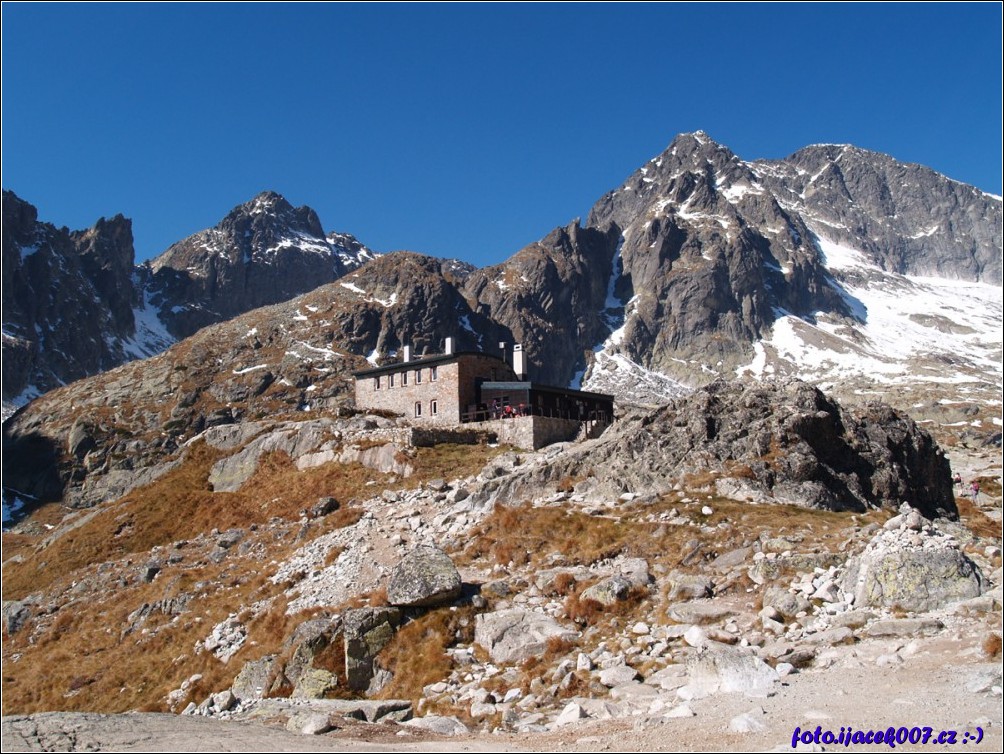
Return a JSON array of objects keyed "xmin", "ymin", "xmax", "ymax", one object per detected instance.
[{"xmin": 2, "ymin": 3, "xmax": 1001, "ymax": 267}]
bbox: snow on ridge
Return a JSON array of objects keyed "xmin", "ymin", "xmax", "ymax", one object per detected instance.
[
  {"xmin": 265, "ymin": 231, "xmax": 332, "ymax": 256},
  {"xmin": 720, "ymin": 182, "xmax": 765, "ymax": 203},
  {"xmin": 814, "ymin": 235, "xmax": 877, "ymax": 272}
]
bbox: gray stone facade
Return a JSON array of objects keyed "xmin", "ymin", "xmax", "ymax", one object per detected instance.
[{"xmin": 353, "ymin": 352, "xmax": 517, "ymax": 426}]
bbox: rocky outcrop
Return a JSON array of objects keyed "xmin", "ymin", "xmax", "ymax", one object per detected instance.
[{"xmin": 480, "ymin": 377, "xmax": 956, "ymax": 518}]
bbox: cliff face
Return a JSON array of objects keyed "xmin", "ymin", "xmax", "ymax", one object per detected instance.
[
  {"xmin": 463, "ymin": 222, "xmax": 621, "ymax": 385},
  {"xmin": 754, "ymin": 144, "xmax": 1002, "ymax": 283},
  {"xmin": 1, "ymin": 190, "xmax": 159, "ymax": 405}
]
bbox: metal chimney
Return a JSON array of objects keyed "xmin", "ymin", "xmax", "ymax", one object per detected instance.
[
  {"xmin": 513, "ymin": 343, "xmax": 527, "ymax": 380},
  {"xmin": 444, "ymin": 337, "xmax": 455, "ymax": 355},
  {"xmin": 498, "ymin": 342, "xmax": 508, "ymax": 366},
  {"xmin": 403, "ymin": 345, "xmax": 412, "ymax": 362}
]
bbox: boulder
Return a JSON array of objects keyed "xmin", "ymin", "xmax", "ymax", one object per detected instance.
[
  {"xmin": 665, "ymin": 571, "xmax": 713, "ymax": 601},
  {"xmin": 554, "ymin": 702, "xmax": 589, "ymax": 727},
  {"xmin": 682, "ymin": 645, "xmax": 779, "ymax": 698},
  {"xmin": 342, "ymin": 607, "xmax": 403, "ymax": 691},
  {"xmin": 386, "ymin": 547, "xmax": 462, "ymax": 608},
  {"xmin": 580, "ymin": 576, "xmax": 632, "ymax": 607},
  {"xmin": 762, "ymin": 585, "xmax": 810, "ymax": 619},
  {"xmin": 401, "ymin": 715, "xmax": 470, "ymax": 736},
  {"xmin": 843, "ymin": 529, "xmax": 984, "ymax": 612},
  {"xmin": 598, "ymin": 665, "xmax": 639, "ymax": 687},
  {"xmin": 474, "ymin": 609, "xmax": 578, "ymax": 664}
]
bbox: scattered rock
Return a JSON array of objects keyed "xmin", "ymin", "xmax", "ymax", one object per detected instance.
[{"xmin": 474, "ymin": 609, "xmax": 578, "ymax": 664}]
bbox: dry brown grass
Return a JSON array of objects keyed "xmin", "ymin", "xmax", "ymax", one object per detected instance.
[
  {"xmin": 982, "ymin": 633, "xmax": 1002, "ymax": 659},
  {"xmin": 2, "ymin": 444, "xmax": 377, "ymax": 600},
  {"xmin": 955, "ymin": 495, "xmax": 1002, "ymax": 540},
  {"xmin": 462, "ymin": 494, "xmax": 880, "ymax": 577},
  {"xmin": 460, "ymin": 503, "xmax": 632, "ymax": 568},
  {"xmin": 1, "ymin": 555, "xmax": 289, "ymax": 715},
  {"xmin": 404, "ymin": 443, "xmax": 514, "ymax": 486},
  {"xmin": 550, "ymin": 572, "xmax": 578, "ymax": 597},
  {"xmin": 375, "ymin": 606, "xmax": 478, "ymax": 701}
]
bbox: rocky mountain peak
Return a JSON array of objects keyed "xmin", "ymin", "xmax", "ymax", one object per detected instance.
[
  {"xmin": 144, "ymin": 191, "xmax": 373, "ymax": 339},
  {"xmin": 219, "ymin": 190, "xmax": 325, "ymax": 241},
  {"xmin": 753, "ymin": 144, "xmax": 1002, "ymax": 282}
]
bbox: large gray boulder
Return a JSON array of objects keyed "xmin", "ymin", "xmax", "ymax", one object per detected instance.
[
  {"xmin": 843, "ymin": 527, "xmax": 984, "ymax": 612},
  {"xmin": 474, "ymin": 609, "xmax": 578, "ymax": 664},
  {"xmin": 386, "ymin": 547, "xmax": 462, "ymax": 608}
]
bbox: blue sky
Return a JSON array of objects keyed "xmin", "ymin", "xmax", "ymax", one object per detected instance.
[{"xmin": 2, "ymin": 3, "xmax": 1001, "ymax": 268}]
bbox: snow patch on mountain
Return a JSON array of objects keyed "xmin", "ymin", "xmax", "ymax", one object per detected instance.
[
  {"xmin": 738, "ymin": 234, "xmax": 1003, "ymax": 399},
  {"xmin": 583, "ymin": 350, "xmax": 690, "ymax": 406},
  {"xmin": 123, "ymin": 283, "xmax": 175, "ymax": 360}
]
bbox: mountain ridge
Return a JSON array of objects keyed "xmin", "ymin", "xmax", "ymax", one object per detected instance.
[{"xmin": 3, "ymin": 131, "xmax": 1000, "ymax": 423}]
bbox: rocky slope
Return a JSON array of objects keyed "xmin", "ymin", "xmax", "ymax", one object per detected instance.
[
  {"xmin": 1, "ymin": 252, "xmax": 514, "ymax": 512},
  {"xmin": 2, "ymin": 382, "xmax": 999, "ymax": 742}
]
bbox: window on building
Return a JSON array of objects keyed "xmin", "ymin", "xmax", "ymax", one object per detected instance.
[
  {"xmin": 374, "ymin": 376, "xmax": 381, "ymax": 389},
  {"xmin": 414, "ymin": 402, "xmax": 422, "ymax": 417},
  {"xmin": 430, "ymin": 366, "xmax": 438, "ymax": 381},
  {"xmin": 415, "ymin": 369, "xmax": 422, "ymax": 384},
  {"xmin": 402, "ymin": 371, "xmax": 408, "ymax": 386},
  {"xmin": 431, "ymin": 400, "xmax": 438, "ymax": 415},
  {"xmin": 389, "ymin": 373, "xmax": 395, "ymax": 387}
]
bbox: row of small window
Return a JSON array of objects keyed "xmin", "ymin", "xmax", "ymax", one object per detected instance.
[
  {"xmin": 373, "ymin": 367, "xmax": 437, "ymax": 390},
  {"xmin": 415, "ymin": 400, "xmax": 438, "ymax": 417}
]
